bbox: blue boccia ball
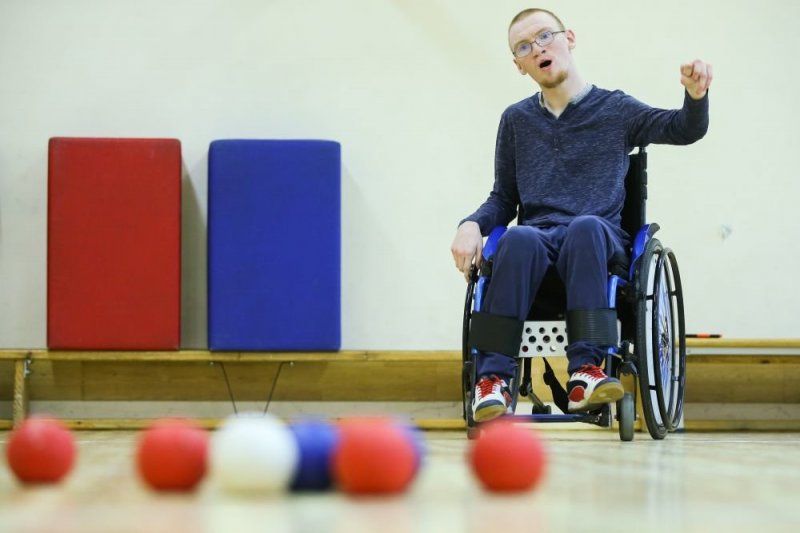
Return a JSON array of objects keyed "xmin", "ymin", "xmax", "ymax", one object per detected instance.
[
  {"xmin": 395, "ymin": 420, "xmax": 425, "ymax": 474},
  {"xmin": 289, "ymin": 419, "xmax": 340, "ymax": 491}
]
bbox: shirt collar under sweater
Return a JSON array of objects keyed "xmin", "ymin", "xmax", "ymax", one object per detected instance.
[{"xmin": 538, "ymin": 83, "xmax": 593, "ymax": 115}]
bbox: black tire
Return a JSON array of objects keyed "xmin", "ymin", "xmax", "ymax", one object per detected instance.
[
  {"xmin": 635, "ymin": 238, "xmax": 686, "ymax": 440},
  {"xmin": 618, "ymin": 392, "xmax": 635, "ymax": 442}
]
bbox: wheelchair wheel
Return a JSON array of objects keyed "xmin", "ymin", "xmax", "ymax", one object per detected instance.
[
  {"xmin": 618, "ymin": 392, "xmax": 635, "ymax": 442},
  {"xmin": 635, "ymin": 238, "xmax": 686, "ymax": 440},
  {"xmin": 461, "ymin": 275, "xmax": 476, "ymax": 423}
]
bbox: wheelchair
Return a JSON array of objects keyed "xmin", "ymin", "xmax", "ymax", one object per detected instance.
[{"xmin": 461, "ymin": 148, "xmax": 686, "ymax": 441}]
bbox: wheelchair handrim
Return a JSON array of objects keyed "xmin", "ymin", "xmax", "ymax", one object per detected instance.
[{"xmin": 462, "ymin": 279, "xmax": 476, "ymax": 423}]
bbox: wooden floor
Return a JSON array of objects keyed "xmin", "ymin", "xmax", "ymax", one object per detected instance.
[{"xmin": 1, "ymin": 428, "xmax": 797, "ymax": 533}]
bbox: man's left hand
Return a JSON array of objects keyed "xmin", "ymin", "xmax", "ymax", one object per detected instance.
[{"xmin": 680, "ymin": 60, "xmax": 713, "ymax": 100}]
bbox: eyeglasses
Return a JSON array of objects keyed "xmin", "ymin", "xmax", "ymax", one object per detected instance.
[{"xmin": 513, "ymin": 30, "xmax": 565, "ymax": 58}]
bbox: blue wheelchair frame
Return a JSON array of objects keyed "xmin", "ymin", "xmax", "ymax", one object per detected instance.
[{"xmin": 461, "ymin": 148, "xmax": 687, "ymax": 441}]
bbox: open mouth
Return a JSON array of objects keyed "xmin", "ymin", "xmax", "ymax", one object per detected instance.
[{"xmin": 539, "ymin": 59, "xmax": 552, "ymax": 69}]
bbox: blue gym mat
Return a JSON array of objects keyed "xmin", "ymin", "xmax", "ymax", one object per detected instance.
[{"xmin": 208, "ymin": 140, "xmax": 341, "ymax": 350}]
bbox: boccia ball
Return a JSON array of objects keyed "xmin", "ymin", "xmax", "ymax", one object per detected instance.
[
  {"xmin": 397, "ymin": 421, "xmax": 426, "ymax": 474},
  {"xmin": 469, "ymin": 420, "xmax": 546, "ymax": 492},
  {"xmin": 136, "ymin": 418, "xmax": 209, "ymax": 492},
  {"xmin": 210, "ymin": 412, "xmax": 299, "ymax": 493},
  {"xmin": 6, "ymin": 416, "xmax": 76, "ymax": 484},
  {"xmin": 289, "ymin": 419, "xmax": 339, "ymax": 491},
  {"xmin": 332, "ymin": 417, "xmax": 418, "ymax": 495}
]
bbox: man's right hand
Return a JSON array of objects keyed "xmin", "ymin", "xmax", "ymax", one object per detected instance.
[{"xmin": 450, "ymin": 221, "xmax": 483, "ymax": 282}]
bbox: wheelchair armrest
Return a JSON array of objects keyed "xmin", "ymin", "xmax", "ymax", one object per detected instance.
[
  {"xmin": 482, "ymin": 226, "xmax": 508, "ymax": 262},
  {"xmin": 629, "ymin": 223, "xmax": 660, "ymax": 279},
  {"xmin": 471, "ymin": 226, "xmax": 508, "ymax": 310}
]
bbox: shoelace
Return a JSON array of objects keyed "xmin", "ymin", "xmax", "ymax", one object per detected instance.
[
  {"xmin": 477, "ymin": 377, "xmax": 500, "ymax": 398},
  {"xmin": 577, "ymin": 365, "xmax": 606, "ymax": 379}
]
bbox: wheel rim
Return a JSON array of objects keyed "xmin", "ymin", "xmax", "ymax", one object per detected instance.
[
  {"xmin": 651, "ymin": 251, "xmax": 674, "ymax": 429},
  {"xmin": 638, "ymin": 238, "xmax": 667, "ymax": 438},
  {"xmin": 643, "ymin": 249, "xmax": 665, "ymax": 429}
]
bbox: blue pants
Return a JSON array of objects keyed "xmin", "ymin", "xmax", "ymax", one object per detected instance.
[{"xmin": 477, "ymin": 215, "xmax": 627, "ymax": 380}]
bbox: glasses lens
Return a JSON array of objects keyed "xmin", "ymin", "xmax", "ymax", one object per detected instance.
[
  {"xmin": 515, "ymin": 42, "xmax": 532, "ymax": 58},
  {"xmin": 536, "ymin": 31, "xmax": 554, "ymax": 47}
]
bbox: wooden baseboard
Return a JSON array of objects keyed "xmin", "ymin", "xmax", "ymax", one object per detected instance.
[{"xmin": 3, "ymin": 341, "xmax": 800, "ymax": 429}]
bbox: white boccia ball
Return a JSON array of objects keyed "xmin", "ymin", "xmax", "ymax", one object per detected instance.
[{"xmin": 210, "ymin": 412, "xmax": 299, "ymax": 493}]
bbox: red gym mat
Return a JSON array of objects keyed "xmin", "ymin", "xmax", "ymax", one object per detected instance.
[{"xmin": 47, "ymin": 138, "xmax": 181, "ymax": 349}]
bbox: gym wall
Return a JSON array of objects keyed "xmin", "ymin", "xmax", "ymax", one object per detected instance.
[{"xmin": 0, "ymin": 0, "xmax": 795, "ymax": 349}]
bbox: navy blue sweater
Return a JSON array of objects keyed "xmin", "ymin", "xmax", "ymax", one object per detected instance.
[{"xmin": 462, "ymin": 86, "xmax": 709, "ymax": 234}]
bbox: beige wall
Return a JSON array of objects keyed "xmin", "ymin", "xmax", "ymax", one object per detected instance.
[{"xmin": 0, "ymin": 0, "xmax": 796, "ymax": 349}]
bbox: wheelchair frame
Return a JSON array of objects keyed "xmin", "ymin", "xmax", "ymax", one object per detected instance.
[{"xmin": 461, "ymin": 148, "xmax": 687, "ymax": 441}]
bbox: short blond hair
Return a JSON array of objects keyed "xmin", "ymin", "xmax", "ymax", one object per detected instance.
[{"xmin": 508, "ymin": 8, "xmax": 565, "ymax": 33}]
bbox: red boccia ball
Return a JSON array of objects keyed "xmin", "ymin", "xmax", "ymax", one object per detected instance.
[
  {"xmin": 136, "ymin": 419, "xmax": 209, "ymax": 492},
  {"xmin": 469, "ymin": 421, "xmax": 546, "ymax": 492},
  {"xmin": 332, "ymin": 417, "xmax": 418, "ymax": 495},
  {"xmin": 6, "ymin": 417, "xmax": 76, "ymax": 484}
]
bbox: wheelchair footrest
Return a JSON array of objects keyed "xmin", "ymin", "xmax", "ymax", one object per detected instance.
[{"xmin": 506, "ymin": 413, "xmax": 603, "ymax": 424}]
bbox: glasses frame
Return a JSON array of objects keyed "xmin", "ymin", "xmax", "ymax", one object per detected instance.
[{"xmin": 513, "ymin": 30, "xmax": 566, "ymax": 58}]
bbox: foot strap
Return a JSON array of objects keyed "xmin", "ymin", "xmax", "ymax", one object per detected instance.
[
  {"xmin": 468, "ymin": 311, "xmax": 523, "ymax": 357},
  {"xmin": 542, "ymin": 357, "xmax": 569, "ymax": 414},
  {"xmin": 566, "ymin": 308, "xmax": 618, "ymax": 346}
]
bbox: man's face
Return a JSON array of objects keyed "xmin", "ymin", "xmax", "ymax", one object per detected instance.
[{"xmin": 508, "ymin": 12, "xmax": 575, "ymax": 89}]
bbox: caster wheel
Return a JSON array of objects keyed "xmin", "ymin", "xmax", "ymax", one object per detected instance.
[{"xmin": 619, "ymin": 392, "xmax": 635, "ymax": 442}]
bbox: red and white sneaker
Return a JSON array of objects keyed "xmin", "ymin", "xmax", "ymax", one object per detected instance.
[
  {"xmin": 472, "ymin": 375, "xmax": 512, "ymax": 422},
  {"xmin": 567, "ymin": 364, "xmax": 624, "ymax": 412}
]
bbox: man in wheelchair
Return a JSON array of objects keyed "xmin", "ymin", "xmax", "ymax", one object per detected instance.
[{"xmin": 451, "ymin": 8, "xmax": 711, "ymax": 423}]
